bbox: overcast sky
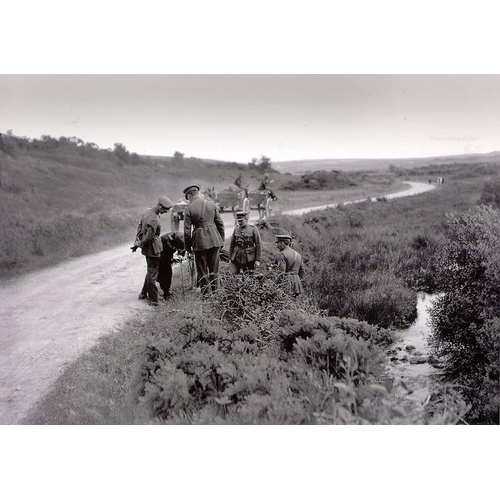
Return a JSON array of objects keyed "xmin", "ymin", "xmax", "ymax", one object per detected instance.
[{"xmin": 1, "ymin": 74, "xmax": 498, "ymax": 164}]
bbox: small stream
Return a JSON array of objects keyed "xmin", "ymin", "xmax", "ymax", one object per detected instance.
[{"xmin": 385, "ymin": 292, "xmax": 441, "ymax": 403}]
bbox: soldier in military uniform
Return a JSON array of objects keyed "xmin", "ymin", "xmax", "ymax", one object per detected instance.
[
  {"xmin": 229, "ymin": 211, "xmax": 262, "ymax": 274},
  {"xmin": 183, "ymin": 184, "xmax": 225, "ymax": 294},
  {"xmin": 131, "ymin": 195, "xmax": 173, "ymax": 306},
  {"xmin": 274, "ymin": 234, "xmax": 304, "ymax": 296}
]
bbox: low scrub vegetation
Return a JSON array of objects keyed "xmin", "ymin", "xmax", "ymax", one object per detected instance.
[
  {"xmin": 129, "ymin": 269, "xmax": 466, "ymax": 425},
  {"xmin": 429, "ymin": 206, "xmax": 500, "ymax": 424},
  {"xmin": 280, "ymin": 170, "xmax": 357, "ymax": 190}
]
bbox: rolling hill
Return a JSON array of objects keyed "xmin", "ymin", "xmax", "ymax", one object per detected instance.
[{"xmin": 274, "ymin": 151, "xmax": 500, "ymax": 175}]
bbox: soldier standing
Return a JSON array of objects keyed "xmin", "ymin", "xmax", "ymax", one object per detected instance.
[
  {"xmin": 132, "ymin": 196, "xmax": 173, "ymax": 306},
  {"xmin": 183, "ymin": 184, "xmax": 225, "ymax": 294},
  {"xmin": 229, "ymin": 211, "xmax": 262, "ymax": 274},
  {"xmin": 274, "ymin": 234, "xmax": 304, "ymax": 296}
]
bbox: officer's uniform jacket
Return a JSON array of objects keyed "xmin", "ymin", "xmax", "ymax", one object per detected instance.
[
  {"xmin": 184, "ymin": 197, "xmax": 225, "ymax": 252},
  {"xmin": 136, "ymin": 208, "xmax": 162, "ymax": 258},
  {"xmin": 275, "ymin": 245, "xmax": 304, "ymax": 295},
  {"xmin": 229, "ymin": 224, "xmax": 262, "ymax": 263}
]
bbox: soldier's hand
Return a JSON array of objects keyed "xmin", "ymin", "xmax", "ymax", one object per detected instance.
[{"xmin": 255, "ymin": 260, "xmax": 261, "ymax": 268}]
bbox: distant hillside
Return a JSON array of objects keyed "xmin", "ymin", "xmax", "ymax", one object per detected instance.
[{"xmin": 274, "ymin": 152, "xmax": 500, "ymax": 175}]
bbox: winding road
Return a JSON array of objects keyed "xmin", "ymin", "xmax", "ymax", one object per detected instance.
[{"xmin": 0, "ymin": 181, "xmax": 435, "ymax": 424}]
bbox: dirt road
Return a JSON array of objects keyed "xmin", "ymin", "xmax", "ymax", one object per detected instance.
[{"xmin": 0, "ymin": 181, "xmax": 435, "ymax": 424}]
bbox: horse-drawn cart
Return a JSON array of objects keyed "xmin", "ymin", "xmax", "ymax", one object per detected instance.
[
  {"xmin": 208, "ymin": 187, "xmax": 273, "ymax": 219},
  {"xmin": 213, "ymin": 190, "xmax": 250, "ymax": 214},
  {"xmin": 248, "ymin": 190, "xmax": 274, "ymax": 219}
]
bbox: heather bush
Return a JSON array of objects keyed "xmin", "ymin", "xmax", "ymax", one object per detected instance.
[
  {"xmin": 205, "ymin": 267, "xmax": 320, "ymax": 338},
  {"xmin": 134, "ymin": 290, "xmax": 466, "ymax": 424},
  {"xmin": 429, "ymin": 206, "xmax": 500, "ymax": 424},
  {"xmin": 477, "ymin": 176, "xmax": 500, "ymax": 209}
]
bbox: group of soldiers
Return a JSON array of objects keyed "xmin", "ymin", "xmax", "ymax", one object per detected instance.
[{"xmin": 132, "ymin": 184, "xmax": 303, "ymax": 307}]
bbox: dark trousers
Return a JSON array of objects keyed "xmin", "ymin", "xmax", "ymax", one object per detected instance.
[
  {"xmin": 140, "ymin": 256, "xmax": 160, "ymax": 303},
  {"xmin": 158, "ymin": 255, "xmax": 173, "ymax": 295},
  {"xmin": 194, "ymin": 247, "xmax": 220, "ymax": 294}
]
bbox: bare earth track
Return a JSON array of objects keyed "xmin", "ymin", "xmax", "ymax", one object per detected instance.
[{"xmin": 0, "ymin": 182, "xmax": 435, "ymax": 424}]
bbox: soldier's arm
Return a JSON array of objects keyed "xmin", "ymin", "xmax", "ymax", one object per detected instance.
[
  {"xmin": 214, "ymin": 206, "xmax": 225, "ymax": 241},
  {"xmin": 141, "ymin": 225, "xmax": 155, "ymax": 247},
  {"xmin": 229, "ymin": 231, "xmax": 236, "ymax": 257},
  {"xmin": 275, "ymin": 252, "xmax": 286, "ymax": 272},
  {"xmin": 298, "ymin": 259, "xmax": 305, "ymax": 278},
  {"xmin": 254, "ymin": 227, "xmax": 262, "ymax": 263},
  {"xmin": 184, "ymin": 209, "xmax": 193, "ymax": 252}
]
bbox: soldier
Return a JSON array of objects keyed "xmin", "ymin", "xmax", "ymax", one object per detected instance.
[
  {"xmin": 274, "ymin": 234, "xmax": 304, "ymax": 296},
  {"xmin": 229, "ymin": 211, "xmax": 262, "ymax": 274},
  {"xmin": 132, "ymin": 196, "xmax": 173, "ymax": 306},
  {"xmin": 183, "ymin": 184, "xmax": 225, "ymax": 294},
  {"xmin": 158, "ymin": 231, "xmax": 185, "ymax": 300}
]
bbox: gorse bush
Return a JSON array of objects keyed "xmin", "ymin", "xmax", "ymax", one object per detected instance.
[
  {"xmin": 205, "ymin": 267, "xmax": 319, "ymax": 337},
  {"xmin": 429, "ymin": 205, "xmax": 500, "ymax": 424}
]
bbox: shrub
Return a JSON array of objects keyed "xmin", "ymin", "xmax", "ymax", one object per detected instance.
[
  {"xmin": 205, "ymin": 267, "xmax": 319, "ymax": 338},
  {"xmin": 429, "ymin": 205, "xmax": 500, "ymax": 424},
  {"xmin": 477, "ymin": 177, "xmax": 500, "ymax": 209}
]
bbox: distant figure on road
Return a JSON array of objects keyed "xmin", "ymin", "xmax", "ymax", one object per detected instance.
[
  {"xmin": 229, "ymin": 211, "xmax": 261, "ymax": 274},
  {"xmin": 258, "ymin": 173, "xmax": 277, "ymax": 200},
  {"xmin": 274, "ymin": 234, "xmax": 304, "ymax": 296},
  {"xmin": 183, "ymin": 184, "xmax": 225, "ymax": 294},
  {"xmin": 234, "ymin": 174, "xmax": 249, "ymax": 198},
  {"xmin": 131, "ymin": 195, "xmax": 173, "ymax": 306},
  {"xmin": 158, "ymin": 232, "xmax": 185, "ymax": 300}
]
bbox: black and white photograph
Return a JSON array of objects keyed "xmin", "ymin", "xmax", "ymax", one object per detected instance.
[{"xmin": 1, "ymin": 1, "xmax": 498, "ymax": 499}]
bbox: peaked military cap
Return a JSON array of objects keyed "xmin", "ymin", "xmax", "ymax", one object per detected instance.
[
  {"xmin": 158, "ymin": 195, "xmax": 173, "ymax": 209},
  {"xmin": 275, "ymin": 234, "xmax": 293, "ymax": 242},
  {"xmin": 235, "ymin": 211, "xmax": 249, "ymax": 218},
  {"xmin": 183, "ymin": 184, "xmax": 201, "ymax": 198}
]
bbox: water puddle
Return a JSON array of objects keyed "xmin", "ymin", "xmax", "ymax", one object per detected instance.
[{"xmin": 385, "ymin": 292, "xmax": 442, "ymax": 403}]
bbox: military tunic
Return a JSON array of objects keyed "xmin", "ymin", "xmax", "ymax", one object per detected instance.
[
  {"xmin": 275, "ymin": 245, "xmax": 305, "ymax": 296},
  {"xmin": 136, "ymin": 207, "xmax": 163, "ymax": 304},
  {"xmin": 229, "ymin": 223, "xmax": 262, "ymax": 273},
  {"xmin": 184, "ymin": 197, "xmax": 225, "ymax": 293}
]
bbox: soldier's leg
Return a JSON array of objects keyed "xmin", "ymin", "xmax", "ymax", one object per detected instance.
[
  {"xmin": 194, "ymin": 250, "xmax": 210, "ymax": 294},
  {"xmin": 207, "ymin": 246, "xmax": 221, "ymax": 292},
  {"xmin": 158, "ymin": 258, "xmax": 173, "ymax": 297},
  {"xmin": 229, "ymin": 261, "xmax": 240, "ymax": 274},
  {"xmin": 139, "ymin": 273, "xmax": 148, "ymax": 299},
  {"xmin": 146, "ymin": 256, "xmax": 160, "ymax": 304}
]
